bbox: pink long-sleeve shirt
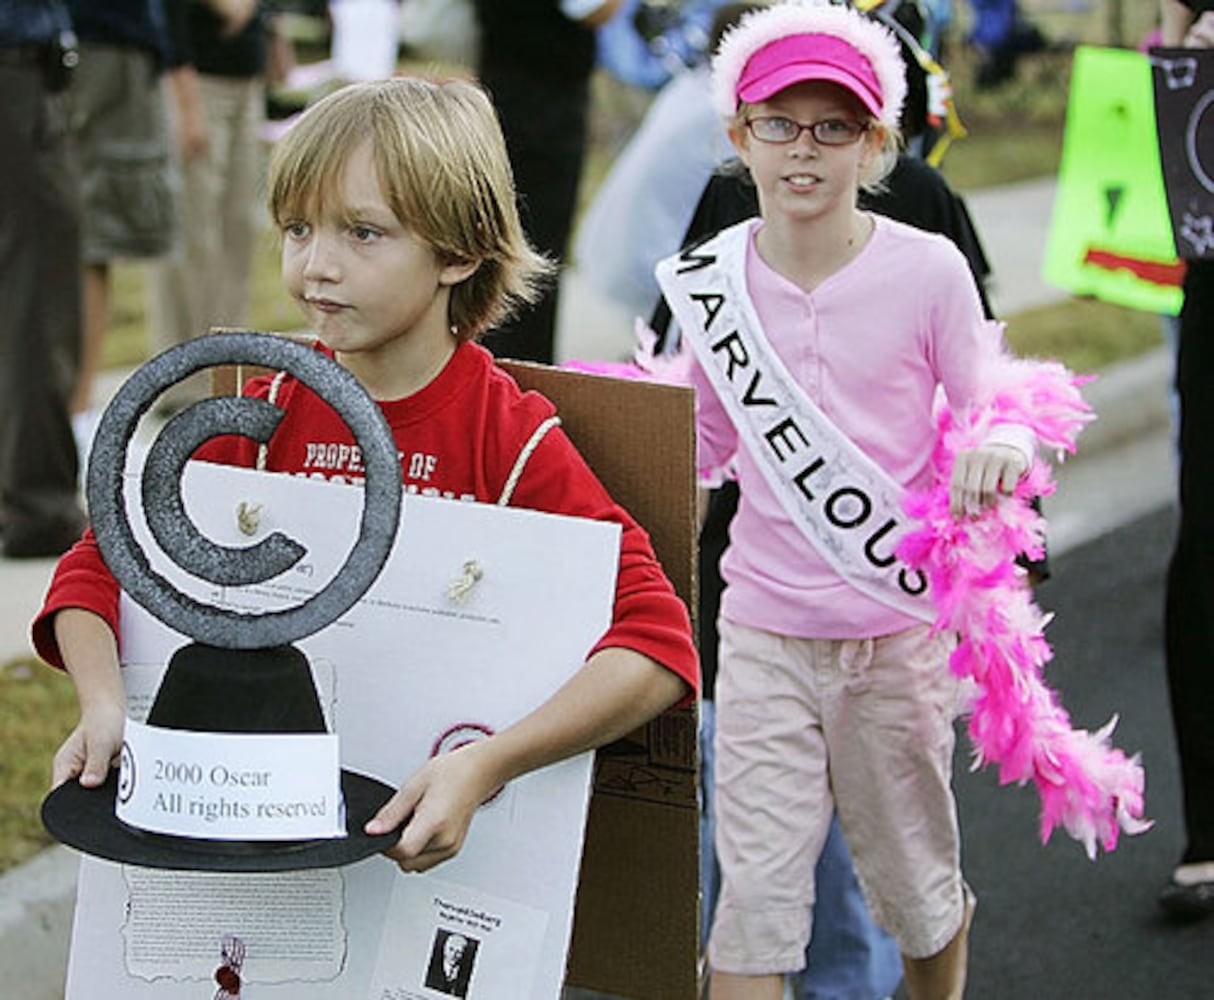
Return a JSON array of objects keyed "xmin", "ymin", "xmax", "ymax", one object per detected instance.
[{"xmin": 691, "ymin": 216, "xmax": 1031, "ymax": 639}]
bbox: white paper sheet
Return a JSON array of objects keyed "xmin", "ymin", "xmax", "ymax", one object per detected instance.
[{"xmin": 367, "ymin": 873, "xmax": 549, "ymax": 1000}]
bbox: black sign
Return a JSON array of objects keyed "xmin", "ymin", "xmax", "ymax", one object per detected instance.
[{"xmin": 1152, "ymin": 47, "xmax": 1214, "ymax": 259}]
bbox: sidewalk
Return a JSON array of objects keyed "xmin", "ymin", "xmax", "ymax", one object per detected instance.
[{"xmin": 0, "ymin": 178, "xmax": 1178, "ymax": 998}]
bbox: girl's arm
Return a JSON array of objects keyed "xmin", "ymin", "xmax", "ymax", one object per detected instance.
[
  {"xmin": 926, "ymin": 238, "xmax": 1035, "ymax": 517},
  {"xmin": 366, "ymin": 646, "xmax": 686, "ymax": 872}
]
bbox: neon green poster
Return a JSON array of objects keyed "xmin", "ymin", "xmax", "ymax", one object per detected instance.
[{"xmin": 1043, "ymin": 45, "xmax": 1184, "ymax": 315}]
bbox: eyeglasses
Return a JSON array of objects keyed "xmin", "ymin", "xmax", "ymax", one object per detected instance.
[{"xmin": 745, "ymin": 116, "xmax": 872, "ymax": 146}]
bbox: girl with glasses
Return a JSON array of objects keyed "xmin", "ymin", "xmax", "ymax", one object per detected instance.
[{"xmin": 656, "ymin": 3, "xmax": 1037, "ymax": 996}]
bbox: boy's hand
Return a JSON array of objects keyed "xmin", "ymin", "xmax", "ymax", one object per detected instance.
[
  {"xmin": 950, "ymin": 443, "xmax": 1029, "ymax": 519},
  {"xmin": 365, "ymin": 742, "xmax": 500, "ymax": 873},
  {"xmin": 362, "ymin": 648, "xmax": 684, "ymax": 873},
  {"xmin": 51, "ymin": 699, "xmax": 125, "ymax": 790}
]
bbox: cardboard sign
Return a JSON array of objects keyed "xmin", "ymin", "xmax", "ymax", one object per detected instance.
[
  {"xmin": 210, "ymin": 354, "xmax": 701, "ymax": 998},
  {"xmin": 201, "ymin": 354, "xmax": 704, "ymax": 1000},
  {"xmin": 1043, "ymin": 45, "xmax": 1184, "ymax": 315},
  {"xmin": 63, "ymin": 350, "xmax": 704, "ymax": 998},
  {"xmin": 1152, "ymin": 47, "xmax": 1214, "ymax": 260}
]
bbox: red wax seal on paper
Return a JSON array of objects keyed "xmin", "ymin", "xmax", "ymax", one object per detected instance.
[{"xmin": 213, "ymin": 934, "xmax": 245, "ymax": 999}]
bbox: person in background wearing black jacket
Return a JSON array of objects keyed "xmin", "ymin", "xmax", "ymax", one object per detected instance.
[
  {"xmin": 474, "ymin": 0, "xmax": 621, "ymax": 365},
  {"xmin": 1158, "ymin": 0, "xmax": 1214, "ymax": 923},
  {"xmin": 0, "ymin": 0, "xmax": 86, "ymax": 559}
]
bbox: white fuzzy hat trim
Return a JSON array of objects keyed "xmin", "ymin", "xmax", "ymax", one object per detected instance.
[{"xmin": 711, "ymin": 1, "xmax": 907, "ymax": 128}]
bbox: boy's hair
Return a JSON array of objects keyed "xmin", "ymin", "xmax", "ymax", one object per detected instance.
[{"xmin": 266, "ymin": 77, "xmax": 554, "ymax": 341}]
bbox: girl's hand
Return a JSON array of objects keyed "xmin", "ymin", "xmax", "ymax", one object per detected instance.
[
  {"xmin": 950, "ymin": 443, "xmax": 1029, "ymax": 519},
  {"xmin": 1186, "ymin": 12, "xmax": 1214, "ymax": 49},
  {"xmin": 51, "ymin": 698, "xmax": 125, "ymax": 790},
  {"xmin": 365, "ymin": 743, "xmax": 501, "ymax": 873}
]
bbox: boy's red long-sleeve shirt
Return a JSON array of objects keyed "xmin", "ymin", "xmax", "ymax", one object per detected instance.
[{"xmin": 33, "ymin": 341, "xmax": 699, "ymax": 694}]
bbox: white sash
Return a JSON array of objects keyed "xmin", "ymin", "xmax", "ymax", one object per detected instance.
[{"xmin": 656, "ymin": 222, "xmax": 935, "ymax": 623}]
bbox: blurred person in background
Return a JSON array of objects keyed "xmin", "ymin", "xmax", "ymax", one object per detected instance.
[
  {"xmin": 149, "ymin": 0, "xmax": 291, "ymax": 413},
  {"xmin": 474, "ymin": 0, "xmax": 622, "ymax": 365},
  {"xmin": 573, "ymin": 2, "xmax": 744, "ymax": 328},
  {"xmin": 1158, "ymin": 0, "xmax": 1214, "ymax": 924},
  {"xmin": 65, "ymin": 0, "xmax": 178, "ymax": 459},
  {"xmin": 0, "ymin": 0, "xmax": 87, "ymax": 559},
  {"xmin": 966, "ymin": 0, "xmax": 1048, "ymax": 89}
]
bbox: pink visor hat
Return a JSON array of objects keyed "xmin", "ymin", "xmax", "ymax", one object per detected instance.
[
  {"xmin": 711, "ymin": 2, "xmax": 906, "ymax": 128},
  {"xmin": 738, "ymin": 32, "xmax": 883, "ymax": 117}
]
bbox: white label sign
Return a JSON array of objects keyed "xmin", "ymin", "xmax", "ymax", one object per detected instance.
[{"xmin": 116, "ymin": 719, "xmax": 345, "ymax": 841}]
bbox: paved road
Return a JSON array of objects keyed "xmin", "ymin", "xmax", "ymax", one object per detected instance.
[{"xmin": 955, "ymin": 504, "xmax": 1210, "ymax": 999}]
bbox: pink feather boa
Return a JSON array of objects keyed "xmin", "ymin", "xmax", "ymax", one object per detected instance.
[
  {"xmin": 561, "ymin": 319, "xmax": 694, "ymax": 386},
  {"xmin": 897, "ymin": 352, "xmax": 1152, "ymax": 858}
]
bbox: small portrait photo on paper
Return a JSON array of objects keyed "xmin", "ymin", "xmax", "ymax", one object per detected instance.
[{"xmin": 423, "ymin": 928, "xmax": 480, "ymax": 998}]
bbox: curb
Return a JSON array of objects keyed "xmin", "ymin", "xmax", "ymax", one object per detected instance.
[{"xmin": 0, "ymin": 845, "xmax": 75, "ymax": 999}]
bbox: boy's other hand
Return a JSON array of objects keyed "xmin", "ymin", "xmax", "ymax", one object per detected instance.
[
  {"xmin": 949, "ymin": 443, "xmax": 1029, "ymax": 519},
  {"xmin": 51, "ymin": 700, "xmax": 125, "ymax": 790}
]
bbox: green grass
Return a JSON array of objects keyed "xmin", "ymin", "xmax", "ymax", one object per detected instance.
[
  {"xmin": 0, "ymin": 658, "xmax": 79, "ymax": 872},
  {"xmin": 1004, "ymin": 296, "xmax": 1163, "ymax": 374}
]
